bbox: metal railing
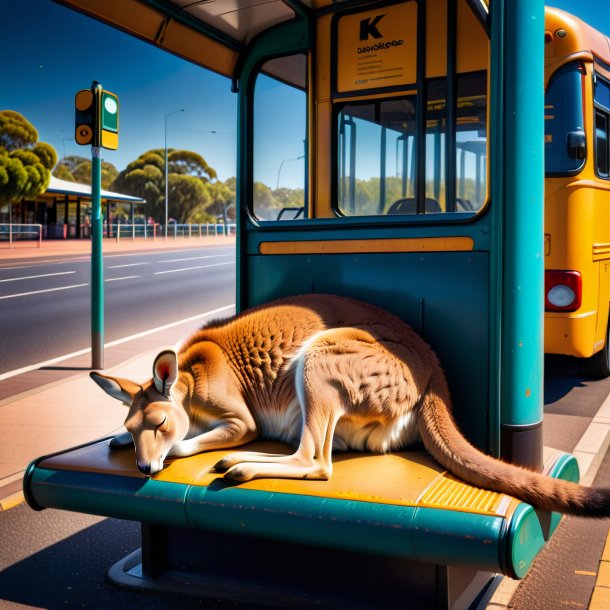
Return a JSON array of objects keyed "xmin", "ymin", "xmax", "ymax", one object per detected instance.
[
  {"xmin": 0, "ymin": 223, "xmax": 42, "ymax": 248},
  {"xmin": 108, "ymin": 222, "xmax": 236, "ymax": 241}
]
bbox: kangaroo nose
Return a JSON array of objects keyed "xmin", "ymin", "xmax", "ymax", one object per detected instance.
[{"xmin": 137, "ymin": 463, "xmax": 152, "ymax": 476}]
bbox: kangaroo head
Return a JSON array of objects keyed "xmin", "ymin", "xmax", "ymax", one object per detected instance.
[{"xmin": 90, "ymin": 348, "xmax": 189, "ymax": 476}]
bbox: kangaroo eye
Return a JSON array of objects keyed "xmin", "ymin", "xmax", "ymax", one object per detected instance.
[
  {"xmin": 145, "ymin": 410, "xmax": 167, "ymax": 428},
  {"xmin": 157, "ymin": 415, "xmax": 169, "ymax": 433}
]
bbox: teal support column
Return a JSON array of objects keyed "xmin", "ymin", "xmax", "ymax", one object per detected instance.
[
  {"xmin": 491, "ymin": 0, "xmax": 545, "ymax": 467},
  {"xmin": 91, "ymin": 145, "xmax": 104, "ymax": 369}
]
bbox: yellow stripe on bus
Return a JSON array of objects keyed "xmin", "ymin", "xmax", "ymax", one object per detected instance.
[{"xmin": 259, "ymin": 237, "xmax": 474, "ymax": 255}]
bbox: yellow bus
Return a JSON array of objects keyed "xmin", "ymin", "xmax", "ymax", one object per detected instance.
[{"xmin": 544, "ymin": 7, "xmax": 610, "ymax": 376}]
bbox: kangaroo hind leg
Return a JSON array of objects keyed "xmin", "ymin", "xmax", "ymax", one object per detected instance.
[{"xmin": 223, "ymin": 329, "xmax": 349, "ymax": 482}]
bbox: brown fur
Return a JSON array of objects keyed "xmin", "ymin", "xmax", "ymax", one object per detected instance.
[{"xmin": 91, "ymin": 294, "xmax": 610, "ymax": 517}]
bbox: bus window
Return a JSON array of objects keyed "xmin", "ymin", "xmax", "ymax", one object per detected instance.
[
  {"xmin": 336, "ymin": 73, "xmax": 487, "ymax": 217},
  {"xmin": 594, "ymin": 76, "xmax": 610, "ymax": 179},
  {"xmin": 455, "ymin": 74, "xmax": 487, "ymax": 213},
  {"xmin": 545, "ymin": 63, "xmax": 586, "ymax": 175},
  {"xmin": 337, "ymin": 97, "xmax": 417, "ymax": 216},
  {"xmin": 253, "ymin": 54, "xmax": 307, "ymax": 221}
]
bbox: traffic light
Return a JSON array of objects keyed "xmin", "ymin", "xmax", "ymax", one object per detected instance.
[
  {"xmin": 74, "ymin": 84, "xmax": 119, "ymax": 150},
  {"xmin": 75, "ymin": 88, "xmax": 96, "ymax": 146},
  {"xmin": 100, "ymin": 90, "xmax": 119, "ymax": 150}
]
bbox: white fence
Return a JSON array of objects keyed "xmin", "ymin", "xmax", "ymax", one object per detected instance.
[
  {"xmin": 108, "ymin": 223, "xmax": 236, "ymax": 241},
  {"xmin": 0, "ymin": 223, "xmax": 42, "ymax": 248}
]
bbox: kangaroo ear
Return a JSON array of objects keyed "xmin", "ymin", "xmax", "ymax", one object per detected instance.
[
  {"xmin": 153, "ymin": 348, "xmax": 178, "ymax": 397},
  {"xmin": 90, "ymin": 372, "xmax": 140, "ymax": 406}
]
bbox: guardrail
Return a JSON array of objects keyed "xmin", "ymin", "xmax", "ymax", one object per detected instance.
[
  {"xmin": 109, "ymin": 223, "xmax": 236, "ymax": 241},
  {"xmin": 0, "ymin": 224, "xmax": 42, "ymax": 248}
]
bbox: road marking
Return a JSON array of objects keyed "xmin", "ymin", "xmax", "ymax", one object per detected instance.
[
  {"xmin": 154, "ymin": 262, "xmax": 234, "ymax": 275},
  {"xmin": 0, "ymin": 304, "xmax": 235, "ymax": 381},
  {"xmin": 0, "ymin": 491, "xmax": 24, "ymax": 511},
  {"xmin": 105, "ymin": 275, "xmax": 140, "ymax": 282},
  {"xmin": 574, "ymin": 570, "xmax": 597, "ymax": 576},
  {"xmin": 157, "ymin": 254, "xmax": 232, "ymax": 263},
  {"xmin": 0, "ymin": 247, "xmax": 235, "ymax": 270},
  {"xmin": 106, "ymin": 262, "xmax": 150, "ymax": 269},
  {"xmin": 0, "ymin": 271, "xmax": 76, "ymax": 282},
  {"xmin": 0, "ymin": 283, "xmax": 88, "ymax": 300}
]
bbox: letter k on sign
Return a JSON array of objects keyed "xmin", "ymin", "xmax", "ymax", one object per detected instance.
[{"xmin": 359, "ymin": 15, "xmax": 384, "ymax": 40}]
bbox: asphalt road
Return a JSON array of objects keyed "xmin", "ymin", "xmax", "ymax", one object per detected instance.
[{"xmin": 0, "ymin": 245, "xmax": 236, "ymax": 376}]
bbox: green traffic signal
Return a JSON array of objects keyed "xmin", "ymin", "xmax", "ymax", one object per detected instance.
[
  {"xmin": 101, "ymin": 91, "xmax": 118, "ymax": 132},
  {"xmin": 100, "ymin": 90, "xmax": 119, "ymax": 150}
]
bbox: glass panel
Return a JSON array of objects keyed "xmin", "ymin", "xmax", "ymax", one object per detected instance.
[
  {"xmin": 338, "ymin": 98, "xmax": 416, "ymax": 216},
  {"xmin": 595, "ymin": 76, "xmax": 610, "ymax": 112},
  {"xmin": 545, "ymin": 64, "xmax": 585, "ymax": 174},
  {"xmin": 426, "ymin": 79, "xmax": 447, "ymax": 212},
  {"xmin": 336, "ymin": 73, "xmax": 487, "ymax": 217},
  {"xmin": 455, "ymin": 73, "xmax": 487, "ymax": 213},
  {"xmin": 596, "ymin": 111, "xmax": 609, "ymax": 178},
  {"xmin": 253, "ymin": 55, "xmax": 307, "ymax": 221}
]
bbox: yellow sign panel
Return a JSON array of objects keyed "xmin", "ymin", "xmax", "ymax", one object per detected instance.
[{"xmin": 337, "ymin": 2, "xmax": 417, "ymax": 93}]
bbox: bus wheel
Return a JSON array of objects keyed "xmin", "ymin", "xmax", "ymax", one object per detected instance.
[{"xmin": 584, "ymin": 327, "xmax": 610, "ymax": 378}]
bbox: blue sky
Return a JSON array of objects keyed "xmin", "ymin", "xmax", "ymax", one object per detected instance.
[
  {"xmin": 0, "ymin": 0, "xmax": 237, "ymax": 182},
  {"xmin": 0, "ymin": 1, "xmax": 608, "ymax": 188}
]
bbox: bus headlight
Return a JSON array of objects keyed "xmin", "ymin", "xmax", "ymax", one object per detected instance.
[{"xmin": 545, "ymin": 270, "xmax": 582, "ymax": 312}]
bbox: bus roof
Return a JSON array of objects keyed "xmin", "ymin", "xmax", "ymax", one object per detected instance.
[{"xmin": 546, "ymin": 6, "xmax": 610, "ymax": 75}]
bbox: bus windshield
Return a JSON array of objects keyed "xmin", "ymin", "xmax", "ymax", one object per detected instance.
[{"xmin": 545, "ymin": 63, "xmax": 586, "ymax": 175}]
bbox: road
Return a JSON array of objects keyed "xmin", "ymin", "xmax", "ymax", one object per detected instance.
[{"xmin": 0, "ymin": 245, "xmax": 236, "ymax": 376}]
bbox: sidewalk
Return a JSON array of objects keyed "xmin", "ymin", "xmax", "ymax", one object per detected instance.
[
  {"xmin": 0, "ymin": 235, "xmax": 235, "ymax": 508},
  {"xmin": 0, "ymin": 233, "xmax": 235, "ymax": 263}
]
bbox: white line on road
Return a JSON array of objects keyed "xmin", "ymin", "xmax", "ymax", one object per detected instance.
[
  {"xmin": 0, "ymin": 304, "xmax": 235, "ymax": 382},
  {"xmin": 154, "ymin": 262, "xmax": 234, "ymax": 275},
  {"xmin": 157, "ymin": 254, "xmax": 232, "ymax": 263},
  {"xmin": 106, "ymin": 262, "xmax": 150, "ymax": 269},
  {"xmin": 0, "ymin": 283, "xmax": 89, "ymax": 300},
  {"xmin": 0, "ymin": 271, "xmax": 76, "ymax": 283},
  {"xmin": 105, "ymin": 275, "xmax": 140, "ymax": 282}
]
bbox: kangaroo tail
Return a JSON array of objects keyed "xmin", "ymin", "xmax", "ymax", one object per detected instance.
[{"xmin": 417, "ymin": 379, "xmax": 610, "ymax": 517}]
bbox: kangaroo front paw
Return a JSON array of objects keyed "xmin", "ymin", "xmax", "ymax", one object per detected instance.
[
  {"xmin": 224, "ymin": 464, "xmax": 257, "ymax": 482},
  {"xmin": 109, "ymin": 431, "xmax": 133, "ymax": 449}
]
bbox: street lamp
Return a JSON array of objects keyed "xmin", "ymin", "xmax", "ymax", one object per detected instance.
[
  {"xmin": 164, "ymin": 108, "xmax": 184, "ymax": 239},
  {"xmin": 276, "ymin": 155, "xmax": 305, "ymax": 190}
]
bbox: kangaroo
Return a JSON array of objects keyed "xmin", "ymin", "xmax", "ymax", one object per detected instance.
[{"xmin": 91, "ymin": 294, "xmax": 610, "ymax": 517}]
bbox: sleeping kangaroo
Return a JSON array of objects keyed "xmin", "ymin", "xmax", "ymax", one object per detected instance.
[{"xmin": 91, "ymin": 294, "xmax": 610, "ymax": 517}]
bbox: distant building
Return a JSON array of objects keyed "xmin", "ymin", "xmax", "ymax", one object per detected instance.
[{"xmin": 1, "ymin": 176, "xmax": 145, "ymax": 239}]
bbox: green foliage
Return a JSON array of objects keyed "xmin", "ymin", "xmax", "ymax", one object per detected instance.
[
  {"xmin": 170, "ymin": 175, "xmax": 210, "ymax": 222},
  {"xmin": 169, "ymin": 150, "xmax": 217, "ymax": 181},
  {"xmin": 111, "ymin": 148, "xmax": 218, "ymax": 223},
  {"xmin": 52, "ymin": 162, "xmax": 74, "ymax": 182},
  {"xmin": 206, "ymin": 181, "xmax": 235, "ymax": 220},
  {"xmin": 0, "ymin": 110, "xmax": 38, "ymax": 152},
  {"xmin": 0, "ymin": 110, "xmax": 57, "ymax": 204},
  {"xmin": 53, "ymin": 155, "xmax": 118, "ymax": 190}
]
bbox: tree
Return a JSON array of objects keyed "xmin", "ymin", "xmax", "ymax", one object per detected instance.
[
  {"xmin": 207, "ymin": 181, "xmax": 235, "ymax": 221},
  {"xmin": 53, "ymin": 154, "xmax": 118, "ymax": 190},
  {"xmin": 0, "ymin": 111, "xmax": 57, "ymax": 204},
  {"xmin": 170, "ymin": 174, "xmax": 210, "ymax": 223},
  {"xmin": 111, "ymin": 148, "xmax": 218, "ymax": 223}
]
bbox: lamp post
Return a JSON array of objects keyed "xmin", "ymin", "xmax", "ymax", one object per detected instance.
[
  {"xmin": 164, "ymin": 108, "xmax": 184, "ymax": 239},
  {"xmin": 276, "ymin": 155, "xmax": 305, "ymax": 190}
]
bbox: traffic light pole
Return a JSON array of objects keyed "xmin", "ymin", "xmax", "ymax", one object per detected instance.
[{"xmin": 91, "ymin": 145, "xmax": 104, "ymax": 369}]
